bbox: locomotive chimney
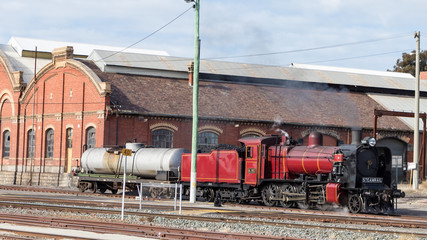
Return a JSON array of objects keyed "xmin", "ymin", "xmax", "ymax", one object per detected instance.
[
  {"xmin": 308, "ymin": 132, "xmax": 323, "ymax": 147},
  {"xmin": 351, "ymin": 127, "xmax": 362, "ymax": 145}
]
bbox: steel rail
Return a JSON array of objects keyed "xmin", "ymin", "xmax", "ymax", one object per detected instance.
[
  {"xmin": 0, "ymin": 195, "xmax": 425, "ymax": 230},
  {"xmin": 0, "ymin": 213, "xmax": 292, "ymax": 240},
  {"xmin": 0, "ymin": 201, "xmax": 426, "ymax": 238}
]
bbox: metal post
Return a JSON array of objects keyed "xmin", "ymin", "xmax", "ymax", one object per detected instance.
[
  {"xmin": 121, "ymin": 154, "xmax": 127, "ymax": 220},
  {"xmin": 395, "ymin": 165, "xmax": 398, "ymax": 211},
  {"xmin": 139, "ymin": 182, "xmax": 142, "ymax": 210},
  {"xmin": 422, "ymin": 118, "xmax": 426, "ymax": 181},
  {"xmin": 30, "ymin": 47, "xmax": 37, "ymax": 186},
  {"xmin": 174, "ymin": 183, "xmax": 178, "ymax": 211},
  {"xmin": 189, "ymin": 0, "xmax": 200, "ymax": 203},
  {"xmin": 413, "ymin": 31, "xmax": 420, "ymax": 190},
  {"xmin": 373, "ymin": 114, "xmax": 378, "ymax": 139},
  {"xmin": 179, "ymin": 184, "xmax": 183, "ymax": 215}
]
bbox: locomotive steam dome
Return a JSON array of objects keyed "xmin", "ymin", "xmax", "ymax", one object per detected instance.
[{"xmin": 308, "ymin": 132, "xmax": 323, "ymax": 147}]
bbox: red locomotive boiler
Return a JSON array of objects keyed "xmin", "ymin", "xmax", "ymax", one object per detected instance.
[{"xmin": 180, "ymin": 132, "xmax": 405, "ymax": 214}]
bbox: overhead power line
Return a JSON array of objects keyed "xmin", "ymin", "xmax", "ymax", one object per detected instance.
[
  {"xmin": 303, "ymin": 49, "xmax": 413, "ymax": 65},
  {"xmin": 203, "ymin": 32, "xmax": 413, "ymax": 60}
]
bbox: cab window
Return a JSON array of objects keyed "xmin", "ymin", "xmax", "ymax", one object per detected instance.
[{"xmin": 246, "ymin": 146, "xmax": 253, "ymax": 158}]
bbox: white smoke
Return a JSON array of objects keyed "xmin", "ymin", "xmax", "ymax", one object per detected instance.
[{"xmin": 276, "ymin": 128, "xmax": 289, "ymax": 138}]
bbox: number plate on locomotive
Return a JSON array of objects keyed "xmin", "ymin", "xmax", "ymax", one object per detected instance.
[{"xmin": 362, "ymin": 177, "xmax": 383, "ymax": 183}]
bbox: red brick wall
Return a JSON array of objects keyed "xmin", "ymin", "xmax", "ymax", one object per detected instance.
[
  {"xmin": 0, "ymin": 53, "xmax": 108, "ymax": 173},
  {"xmin": 0, "ymin": 63, "xmax": 20, "ymax": 171}
]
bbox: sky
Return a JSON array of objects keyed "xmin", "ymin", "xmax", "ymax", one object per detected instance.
[{"xmin": 0, "ymin": 0, "xmax": 426, "ymax": 72}]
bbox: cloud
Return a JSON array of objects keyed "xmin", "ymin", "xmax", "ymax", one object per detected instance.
[{"xmin": 0, "ymin": 0, "xmax": 425, "ymax": 71}]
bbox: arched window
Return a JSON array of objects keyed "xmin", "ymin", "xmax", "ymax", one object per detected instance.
[
  {"xmin": 240, "ymin": 128, "xmax": 266, "ymax": 138},
  {"xmin": 45, "ymin": 129, "xmax": 54, "ymax": 158},
  {"xmin": 27, "ymin": 129, "xmax": 35, "ymax": 158},
  {"xmin": 241, "ymin": 134, "xmax": 260, "ymax": 138},
  {"xmin": 3, "ymin": 130, "xmax": 10, "ymax": 158},
  {"xmin": 152, "ymin": 129, "xmax": 173, "ymax": 148},
  {"xmin": 86, "ymin": 127, "xmax": 96, "ymax": 149},
  {"xmin": 197, "ymin": 131, "xmax": 218, "ymax": 153}
]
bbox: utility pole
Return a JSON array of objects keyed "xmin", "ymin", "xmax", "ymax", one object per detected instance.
[
  {"xmin": 186, "ymin": 0, "xmax": 200, "ymax": 203},
  {"xmin": 30, "ymin": 47, "xmax": 37, "ymax": 186},
  {"xmin": 413, "ymin": 31, "xmax": 420, "ymax": 190}
]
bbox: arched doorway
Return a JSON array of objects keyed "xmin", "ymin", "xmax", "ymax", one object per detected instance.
[{"xmin": 377, "ymin": 138, "xmax": 407, "ymax": 183}]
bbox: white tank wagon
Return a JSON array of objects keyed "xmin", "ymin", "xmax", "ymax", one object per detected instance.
[{"xmin": 77, "ymin": 143, "xmax": 186, "ymax": 193}]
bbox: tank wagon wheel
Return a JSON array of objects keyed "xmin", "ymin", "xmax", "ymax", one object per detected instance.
[
  {"xmin": 149, "ymin": 187, "xmax": 170, "ymax": 198},
  {"xmin": 99, "ymin": 188, "xmax": 107, "ymax": 194},
  {"xmin": 279, "ymin": 184, "xmax": 295, "ymax": 208},
  {"xmin": 149, "ymin": 187, "xmax": 159, "ymax": 198},
  {"xmin": 78, "ymin": 182, "xmax": 87, "ymax": 193},
  {"xmin": 348, "ymin": 194, "xmax": 363, "ymax": 213},
  {"xmin": 110, "ymin": 189, "xmax": 118, "ymax": 194},
  {"xmin": 261, "ymin": 184, "xmax": 279, "ymax": 207},
  {"xmin": 91, "ymin": 182, "xmax": 97, "ymax": 193}
]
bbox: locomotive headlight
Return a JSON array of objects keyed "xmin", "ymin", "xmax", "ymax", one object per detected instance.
[
  {"xmin": 361, "ymin": 137, "xmax": 376, "ymax": 147},
  {"xmin": 368, "ymin": 138, "xmax": 376, "ymax": 147}
]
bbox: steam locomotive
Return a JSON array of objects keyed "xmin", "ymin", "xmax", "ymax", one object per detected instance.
[{"xmin": 76, "ymin": 132, "xmax": 405, "ymax": 214}]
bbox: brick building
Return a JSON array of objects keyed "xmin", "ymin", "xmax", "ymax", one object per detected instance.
[{"xmin": 0, "ymin": 37, "xmax": 425, "ymax": 186}]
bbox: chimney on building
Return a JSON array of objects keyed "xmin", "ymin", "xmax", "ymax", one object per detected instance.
[{"xmin": 52, "ymin": 46, "xmax": 74, "ymax": 63}]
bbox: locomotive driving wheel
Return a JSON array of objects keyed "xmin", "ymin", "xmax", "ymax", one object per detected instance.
[
  {"xmin": 206, "ymin": 188, "xmax": 215, "ymax": 202},
  {"xmin": 279, "ymin": 184, "xmax": 295, "ymax": 208},
  {"xmin": 261, "ymin": 184, "xmax": 279, "ymax": 207},
  {"xmin": 348, "ymin": 194, "xmax": 363, "ymax": 213}
]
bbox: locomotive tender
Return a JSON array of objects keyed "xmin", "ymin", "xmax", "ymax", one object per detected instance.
[{"xmin": 77, "ymin": 132, "xmax": 405, "ymax": 214}]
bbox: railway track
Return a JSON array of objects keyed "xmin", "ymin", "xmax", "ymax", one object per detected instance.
[
  {"xmin": 0, "ymin": 194, "xmax": 426, "ymax": 230},
  {"xmin": 0, "ymin": 196, "xmax": 426, "ymax": 238},
  {"xmin": 0, "ymin": 213, "xmax": 292, "ymax": 240},
  {"xmin": 0, "ymin": 226, "xmax": 97, "ymax": 240},
  {"xmin": 1, "ymin": 185, "xmax": 427, "ymax": 238}
]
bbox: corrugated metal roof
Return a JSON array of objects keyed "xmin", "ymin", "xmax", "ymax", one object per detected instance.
[
  {"xmin": 8, "ymin": 37, "xmax": 169, "ymax": 57},
  {"xmin": 368, "ymin": 93, "xmax": 427, "ymax": 131},
  {"xmin": 0, "ymin": 44, "xmax": 51, "ymax": 83},
  {"xmin": 88, "ymin": 49, "xmax": 424, "ymax": 92},
  {"xmin": 0, "ymin": 37, "xmax": 170, "ymax": 84},
  {"xmin": 82, "ymin": 59, "xmax": 410, "ymax": 130}
]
